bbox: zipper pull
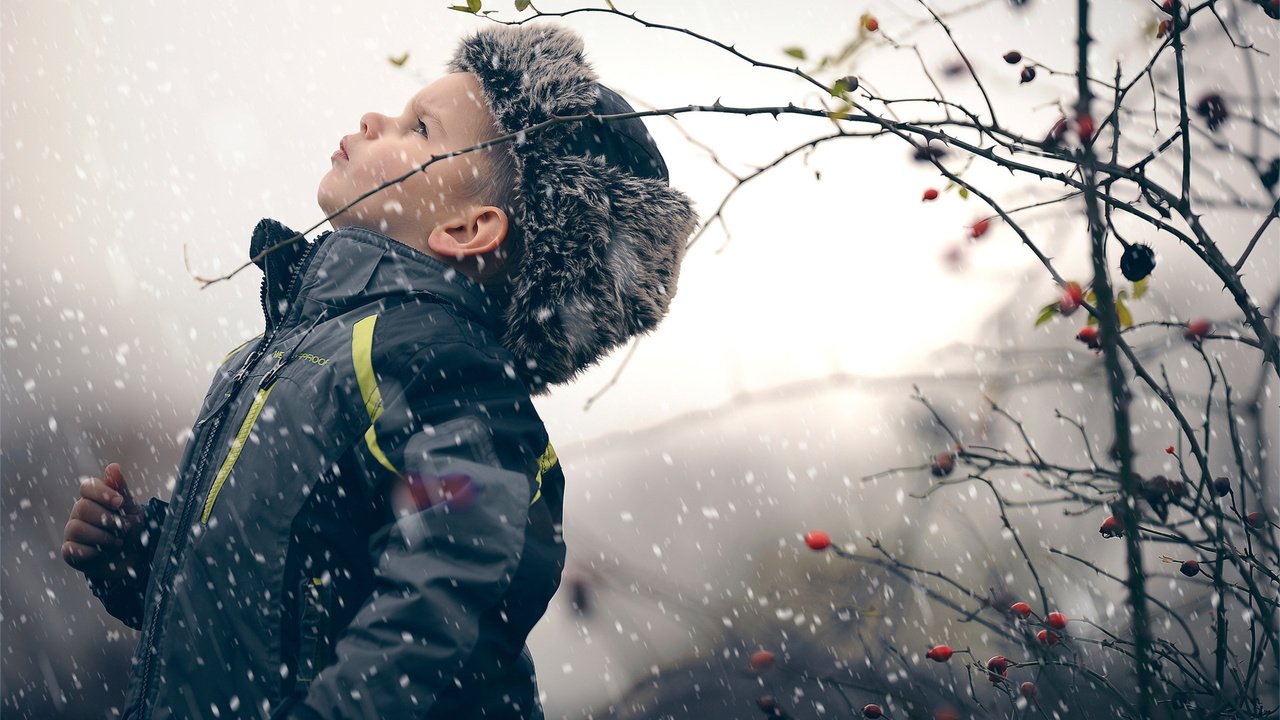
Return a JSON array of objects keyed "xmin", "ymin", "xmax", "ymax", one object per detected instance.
[
  {"xmin": 259, "ymin": 354, "xmax": 289, "ymax": 389},
  {"xmin": 233, "ymin": 348, "xmax": 262, "ymax": 384}
]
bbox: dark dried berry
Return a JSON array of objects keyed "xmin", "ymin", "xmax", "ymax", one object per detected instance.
[
  {"xmin": 1195, "ymin": 94, "xmax": 1229, "ymax": 132},
  {"xmin": 836, "ymin": 75, "xmax": 860, "ymax": 94},
  {"xmin": 913, "ymin": 144, "xmax": 949, "ymax": 163},
  {"xmin": 1020, "ymin": 65, "xmax": 1037, "ymax": 83},
  {"xmin": 1257, "ymin": 0, "xmax": 1280, "ymax": 20},
  {"xmin": 1180, "ymin": 560, "xmax": 1200, "ymax": 577},
  {"xmin": 1003, "ymin": 51, "xmax": 1023, "ymax": 64},
  {"xmin": 1213, "ymin": 476, "xmax": 1232, "ymax": 497},
  {"xmin": 1260, "ymin": 157, "xmax": 1279, "ymax": 191},
  {"xmin": 1120, "ymin": 242, "xmax": 1156, "ymax": 281}
]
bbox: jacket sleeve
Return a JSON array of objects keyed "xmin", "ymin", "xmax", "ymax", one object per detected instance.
[
  {"xmin": 87, "ymin": 496, "xmax": 169, "ymax": 631},
  {"xmin": 288, "ymin": 340, "xmax": 543, "ymax": 719}
]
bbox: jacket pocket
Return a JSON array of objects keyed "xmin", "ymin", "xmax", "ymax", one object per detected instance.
[{"xmin": 294, "ymin": 575, "xmax": 334, "ymax": 692}]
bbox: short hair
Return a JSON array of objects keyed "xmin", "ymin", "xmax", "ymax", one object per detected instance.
[{"xmin": 451, "ymin": 116, "xmax": 524, "ymax": 284}]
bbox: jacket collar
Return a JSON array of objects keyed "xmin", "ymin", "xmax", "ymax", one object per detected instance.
[{"xmin": 250, "ymin": 218, "xmax": 508, "ymax": 338}]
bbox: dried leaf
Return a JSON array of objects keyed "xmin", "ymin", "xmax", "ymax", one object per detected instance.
[
  {"xmin": 1035, "ymin": 302, "xmax": 1059, "ymax": 327},
  {"xmin": 1133, "ymin": 277, "xmax": 1149, "ymax": 300},
  {"xmin": 1117, "ymin": 300, "xmax": 1133, "ymax": 328}
]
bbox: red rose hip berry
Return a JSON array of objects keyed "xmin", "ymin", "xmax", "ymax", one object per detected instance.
[
  {"xmin": 1058, "ymin": 282, "xmax": 1084, "ymax": 315},
  {"xmin": 1037, "ymin": 629, "xmax": 1060, "ymax": 646},
  {"xmin": 750, "ymin": 650, "xmax": 775, "ymax": 672},
  {"xmin": 1010, "ymin": 601, "xmax": 1032, "ymax": 618},
  {"xmin": 1076, "ymin": 114, "xmax": 1096, "ymax": 140},
  {"xmin": 1184, "ymin": 318, "xmax": 1213, "ymax": 342},
  {"xmin": 922, "ymin": 188, "xmax": 939, "ymax": 201},
  {"xmin": 804, "ymin": 530, "xmax": 831, "ymax": 550},
  {"xmin": 1076, "ymin": 326, "xmax": 1101, "ymax": 350},
  {"xmin": 930, "ymin": 451, "xmax": 955, "ymax": 477},
  {"xmin": 1046, "ymin": 611, "xmax": 1068, "ymax": 630},
  {"xmin": 1099, "ymin": 515, "xmax": 1124, "ymax": 538},
  {"xmin": 926, "ymin": 645, "xmax": 954, "ymax": 662},
  {"xmin": 986, "ymin": 655, "xmax": 1010, "ymax": 683},
  {"xmin": 970, "ymin": 218, "xmax": 992, "ymax": 238}
]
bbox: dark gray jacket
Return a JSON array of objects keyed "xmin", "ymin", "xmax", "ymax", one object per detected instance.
[{"xmin": 89, "ymin": 219, "xmax": 566, "ymax": 719}]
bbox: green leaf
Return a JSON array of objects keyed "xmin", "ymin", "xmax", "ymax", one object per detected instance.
[
  {"xmin": 448, "ymin": 4, "xmax": 477, "ymax": 12},
  {"xmin": 1085, "ymin": 289, "xmax": 1097, "ymax": 304},
  {"xmin": 1088, "ymin": 313, "xmax": 1099, "ymax": 327},
  {"xmin": 1133, "ymin": 277, "xmax": 1149, "ymax": 300},
  {"xmin": 958, "ymin": 187, "xmax": 970, "ymax": 200},
  {"xmin": 1117, "ymin": 289, "xmax": 1128, "ymax": 301},
  {"xmin": 469, "ymin": 0, "xmax": 482, "ymax": 10},
  {"xmin": 387, "ymin": 52, "xmax": 409, "ymax": 67},
  {"xmin": 1116, "ymin": 300, "xmax": 1133, "ymax": 328},
  {"xmin": 515, "ymin": 0, "xmax": 531, "ymax": 9},
  {"xmin": 783, "ymin": 47, "xmax": 807, "ymax": 60},
  {"xmin": 1035, "ymin": 302, "xmax": 1059, "ymax": 327}
]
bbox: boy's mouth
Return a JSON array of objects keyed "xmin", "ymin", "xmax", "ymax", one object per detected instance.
[{"xmin": 333, "ymin": 137, "xmax": 349, "ymax": 161}]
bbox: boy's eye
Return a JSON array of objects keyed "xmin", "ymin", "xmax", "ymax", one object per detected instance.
[{"xmin": 415, "ymin": 119, "xmax": 430, "ymax": 138}]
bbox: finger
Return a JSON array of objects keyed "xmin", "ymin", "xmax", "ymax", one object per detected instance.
[
  {"xmin": 61, "ymin": 540, "xmax": 105, "ymax": 570},
  {"xmin": 72, "ymin": 498, "xmax": 136, "ymax": 535},
  {"xmin": 102, "ymin": 463, "xmax": 138, "ymax": 513},
  {"xmin": 64, "ymin": 518, "xmax": 125, "ymax": 548},
  {"xmin": 80, "ymin": 476, "xmax": 125, "ymax": 510}
]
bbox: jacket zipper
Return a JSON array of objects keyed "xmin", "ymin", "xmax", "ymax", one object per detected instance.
[
  {"xmin": 200, "ymin": 380, "xmax": 279, "ymax": 525},
  {"xmin": 133, "ymin": 236, "xmax": 323, "ymax": 717}
]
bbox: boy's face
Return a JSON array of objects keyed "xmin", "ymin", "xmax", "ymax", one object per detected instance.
[{"xmin": 317, "ymin": 72, "xmax": 506, "ymax": 263}]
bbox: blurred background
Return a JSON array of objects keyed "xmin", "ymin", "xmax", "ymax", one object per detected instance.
[{"xmin": 3, "ymin": 0, "xmax": 1276, "ymax": 717}]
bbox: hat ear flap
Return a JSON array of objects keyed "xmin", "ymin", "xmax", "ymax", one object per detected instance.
[{"xmin": 502, "ymin": 153, "xmax": 697, "ymax": 393}]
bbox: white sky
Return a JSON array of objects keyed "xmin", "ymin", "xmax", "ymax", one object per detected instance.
[{"xmin": 1, "ymin": 0, "xmax": 1175, "ymax": 438}]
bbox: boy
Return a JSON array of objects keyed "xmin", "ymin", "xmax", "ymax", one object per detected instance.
[{"xmin": 62, "ymin": 23, "xmax": 697, "ymax": 720}]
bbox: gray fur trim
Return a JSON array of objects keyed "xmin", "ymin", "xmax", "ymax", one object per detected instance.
[{"xmin": 447, "ymin": 23, "xmax": 698, "ymax": 394}]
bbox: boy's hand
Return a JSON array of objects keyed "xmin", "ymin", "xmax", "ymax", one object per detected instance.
[{"xmin": 62, "ymin": 463, "xmax": 148, "ymax": 583}]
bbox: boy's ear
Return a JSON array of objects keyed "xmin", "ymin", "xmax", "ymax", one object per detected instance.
[{"xmin": 426, "ymin": 206, "xmax": 508, "ymax": 259}]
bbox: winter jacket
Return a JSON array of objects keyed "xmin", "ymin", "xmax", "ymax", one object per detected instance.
[{"xmin": 88, "ymin": 219, "xmax": 567, "ymax": 720}]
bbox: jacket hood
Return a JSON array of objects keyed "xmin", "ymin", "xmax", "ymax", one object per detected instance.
[{"xmin": 250, "ymin": 218, "xmax": 508, "ymax": 342}]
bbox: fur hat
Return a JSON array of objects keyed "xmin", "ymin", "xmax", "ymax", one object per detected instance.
[{"xmin": 446, "ymin": 23, "xmax": 698, "ymax": 395}]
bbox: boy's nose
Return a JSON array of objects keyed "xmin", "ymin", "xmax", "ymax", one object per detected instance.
[{"xmin": 360, "ymin": 112, "xmax": 385, "ymax": 137}]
